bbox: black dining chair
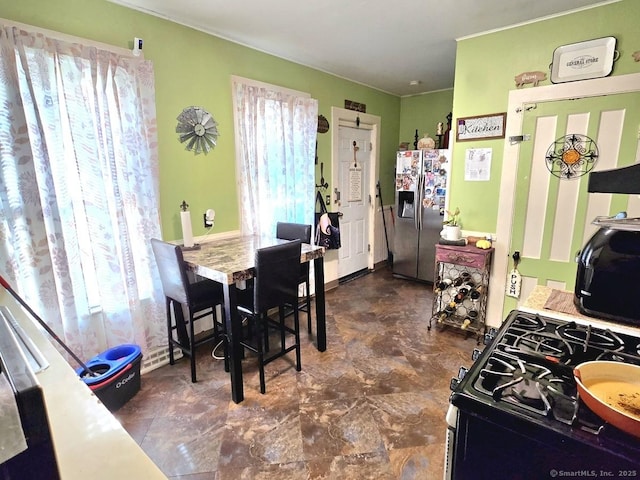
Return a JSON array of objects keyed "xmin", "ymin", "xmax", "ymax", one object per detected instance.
[
  {"xmin": 151, "ymin": 238, "xmax": 227, "ymax": 383},
  {"xmin": 276, "ymin": 222, "xmax": 312, "ymax": 333},
  {"xmin": 236, "ymin": 240, "xmax": 302, "ymax": 394}
]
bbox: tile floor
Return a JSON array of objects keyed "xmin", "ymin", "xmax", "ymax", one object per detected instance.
[{"xmin": 114, "ymin": 267, "xmax": 478, "ymax": 479}]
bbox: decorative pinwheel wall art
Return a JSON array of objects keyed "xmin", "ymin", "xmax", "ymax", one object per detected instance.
[
  {"xmin": 176, "ymin": 106, "xmax": 219, "ymax": 155},
  {"xmin": 545, "ymin": 134, "xmax": 599, "ymax": 179}
]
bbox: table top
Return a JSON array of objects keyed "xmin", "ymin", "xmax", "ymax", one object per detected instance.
[{"xmin": 181, "ymin": 235, "xmax": 325, "ymax": 285}]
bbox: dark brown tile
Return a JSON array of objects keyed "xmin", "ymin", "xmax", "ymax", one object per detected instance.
[
  {"xmin": 366, "ymin": 392, "xmax": 447, "ymax": 450},
  {"xmin": 216, "ymin": 461, "xmax": 308, "ymax": 480},
  {"xmin": 388, "ymin": 445, "xmax": 445, "ymax": 479},
  {"xmin": 296, "ymin": 359, "xmax": 363, "ymax": 402},
  {"xmin": 140, "ymin": 407, "xmax": 227, "ymax": 477},
  {"xmin": 307, "ymin": 452, "xmax": 395, "ymax": 479},
  {"xmin": 299, "ymin": 397, "xmax": 385, "ymax": 459},
  {"xmin": 219, "ymin": 404, "xmax": 304, "ymax": 469},
  {"xmin": 123, "ymin": 268, "xmax": 476, "ymax": 478}
]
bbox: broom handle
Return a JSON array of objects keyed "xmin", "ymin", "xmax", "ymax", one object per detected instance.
[{"xmin": 0, "ymin": 274, "xmax": 95, "ymax": 376}]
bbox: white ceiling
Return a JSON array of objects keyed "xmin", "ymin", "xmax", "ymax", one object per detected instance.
[{"xmin": 109, "ymin": 0, "xmax": 614, "ymax": 96}]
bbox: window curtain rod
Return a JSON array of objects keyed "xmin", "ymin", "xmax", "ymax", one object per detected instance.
[{"xmin": 0, "ymin": 16, "xmax": 141, "ymax": 59}]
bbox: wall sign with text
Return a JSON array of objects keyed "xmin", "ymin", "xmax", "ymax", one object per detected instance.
[{"xmin": 456, "ymin": 112, "xmax": 506, "ymax": 142}]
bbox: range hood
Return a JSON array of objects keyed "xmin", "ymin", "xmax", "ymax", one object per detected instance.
[{"xmin": 588, "ymin": 163, "xmax": 640, "ymax": 194}]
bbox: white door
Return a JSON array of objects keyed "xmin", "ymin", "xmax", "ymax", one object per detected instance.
[
  {"xmin": 337, "ymin": 125, "xmax": 371, "ymax": 279},
  {"xmin": 507, "ymin": 93, "xmax": 640, "ymax": 310},
  {"xmin": 489, "ymin": 73, "xmax": 640, "ymax": 323}
]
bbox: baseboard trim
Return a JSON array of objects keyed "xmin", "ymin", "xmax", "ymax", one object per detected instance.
[
  {"xmin": 325, "ymin": 278, "xmax": 339, "ymax": 291},
  {"xmin": 373, "ymin": 260, "xmax": 390, "ymax": 271},
  {"xmin": 339, "ymin": 268, "xmax": 370, "ymax": 285}
]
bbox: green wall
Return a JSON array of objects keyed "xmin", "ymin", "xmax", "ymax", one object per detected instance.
[
  {"xmin": 399, "ymin": 89, "xmax": 454, "ymax": 150},
  {"xmin": 0, "ymin": 0, "xmax": 401, "ymax": 240},
  {"xmin": 4, "ymin": 0, "xmax": 637, "ymax": 245},
  {"xmin": 451, "ymin": 0, "xmax": 640, "ymax": 233}
]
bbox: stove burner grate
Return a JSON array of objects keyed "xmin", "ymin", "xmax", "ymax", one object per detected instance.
[
  {"xmin": 596, "ymin": 349, "xmax": 640, "ymax": 365},
  {"xmin": 476, "ymin": 351, "xmax": 578, "ymax": 424},
  {"xmin": 556, "ymin": 321, "xmax": 625, "ymax": 353},
  {"xmin": 512, "ymin": 313, "xmax": 546, "ymax": 332},
  {"xmin": 500, "ymin": 330, "xmax": 574, "ymax": 364}
]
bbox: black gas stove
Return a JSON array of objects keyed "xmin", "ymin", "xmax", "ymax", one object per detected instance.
[{"xmin": 445, "ymin": 310, "xmax": 640, "ymax": 480}]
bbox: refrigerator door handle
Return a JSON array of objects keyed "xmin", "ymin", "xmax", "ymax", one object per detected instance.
[
  {"xmin": 417, "ymin": 174, "xmax": 424, "ymax": 230},
  {"xmin": 414, "ymin": 175, "xmax": 421, "ymax": 230}
]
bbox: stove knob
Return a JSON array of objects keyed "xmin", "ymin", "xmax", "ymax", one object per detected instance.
[
  {"xmin": 483, "ymin": 327, "xmax": 498, "ymax": 345},
  {"xmin": 449, "ymin": 366, "xmax": 468, "ymax": 391},
  {"xmin": 472, "ymin": 348, "xmax": 482, "ymax": 361}
]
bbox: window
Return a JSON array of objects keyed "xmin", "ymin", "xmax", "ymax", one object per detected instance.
[
  {"xmin": 0, "ymin": 20, "xmax": 165, "ymax": 358},
  {"xmin": 231, "ymin": 76, "xmax": 318, "ymax": 237}
]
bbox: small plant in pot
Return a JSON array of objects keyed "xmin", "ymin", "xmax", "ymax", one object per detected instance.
[{"xmin": 442, "ymin": 207, "xmax": 461, "ymax": 241}]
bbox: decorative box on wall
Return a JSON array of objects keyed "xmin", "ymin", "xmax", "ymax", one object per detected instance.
[
  {"xmin": 550, "ymin": 37, "xmax": 617, "ymax": 84},
  {"xmin": 429, "ymin": 244, "xmax": 494, "ymax": 341}
]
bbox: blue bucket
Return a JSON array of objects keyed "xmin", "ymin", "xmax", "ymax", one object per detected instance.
[
  {"xmin": 77, "ymin": 344, "xmax": 141, "ymax": 386},
  {"xmin": 77, "ymin": 344, "xmax": 143, "ymax": 411}
]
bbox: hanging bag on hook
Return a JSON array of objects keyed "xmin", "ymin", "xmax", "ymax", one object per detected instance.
[{"xmin": 315, "ymin": 191, "xmax": 341, "ymax": 249}]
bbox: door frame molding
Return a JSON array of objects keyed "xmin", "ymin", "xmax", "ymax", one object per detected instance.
[
  {"xmin": 488, "ymin": 72, "xmax": 640, "ymax": 325},
  {"xmin": 331, "ymin": 107, "xmax": 381, "ymax": 271}
]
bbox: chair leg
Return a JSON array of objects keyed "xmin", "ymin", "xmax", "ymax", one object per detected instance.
[
  {"xmin": 305, "ymin": 278, "xmax": 312, "ymax": 334},
  {"xmin": 223, "ymin": 336, "xmax": 229, "ymax": 373},
  {"xmin": 264, "ymin": 315, "xmax": 270, "ymax": 353},
  {"xmin": 167, "ymin": 298, "xmax": 175, "ymax": 365},
  {"xmin": 257, "ymin": 313, "xmax": 266, "ymax": 394},
  {"xmin": 219, "ymin": 308, "xmax": 230, "ymax": 373},
  {"xmin": 279, "ymin": 306, "xmax": 286, "ymax": 350},
  {"xmin": 189, "ymin": 311, "xmax": 197, "ymax": 383},
  {"xmin": 294, "ymin": 304, "xmax": 301, "ymax": 372}
]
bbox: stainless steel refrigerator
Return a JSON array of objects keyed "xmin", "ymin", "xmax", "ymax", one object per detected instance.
[{"xmin": 392, "ymin": 149, "xmax": 449, "ymax": 283}]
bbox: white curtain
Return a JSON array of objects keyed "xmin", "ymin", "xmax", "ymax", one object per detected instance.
[
  {"xmin": 0, "ymin": 24, "xmax": 166, "ymax": 361},
  {"xmin": 232, "ymin": 78, "xmax": 318, "ymax": 237}
]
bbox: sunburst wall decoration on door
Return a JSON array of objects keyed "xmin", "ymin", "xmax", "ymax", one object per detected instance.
[
  {"xmin": 545, "ymin": 134, "xmax": 598, "ymax": 179},
  {"xmin": 176, "ymin": 106, "xmax": 219, "ymax": 155}
]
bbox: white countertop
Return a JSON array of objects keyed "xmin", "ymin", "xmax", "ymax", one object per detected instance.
[
  {"xmin": 0, "ymin": 289, "xmax": 167, "ymax": 479},
  {"xmin": 520, "ymin": 285, "xmax": 640, "ymax": 337}
]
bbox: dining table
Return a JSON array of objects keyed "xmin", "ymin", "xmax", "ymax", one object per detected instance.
[{"xmin": 181, "ymin": 235, "xmax": 326, "ymax": 403}]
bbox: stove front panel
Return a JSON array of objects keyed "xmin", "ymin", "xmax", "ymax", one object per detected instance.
[
  {"xmin": 450, "ymin": 407, "xmax": 639, "ymax": 480},
  {"xmin": 448, "ymin": 310, "xmax": 640, "ymax": 479}
]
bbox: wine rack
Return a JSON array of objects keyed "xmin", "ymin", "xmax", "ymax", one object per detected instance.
[{"xmin": 429, "ymin": 244, "xmax": 493, "ymax": 341}]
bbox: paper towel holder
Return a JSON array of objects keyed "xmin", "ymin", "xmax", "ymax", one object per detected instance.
[{"xmin": 179, "ymin": 200, "xmax": 200, "ymax": 251}]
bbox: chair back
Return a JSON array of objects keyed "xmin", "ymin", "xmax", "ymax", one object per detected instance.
[
  {"xmin": 276, "ymin": 222, "xmax": 311, "ymax": 244},
  {"xmin": 151, "ymin": 238, "xmax": 190, "ymax": 305},
  {"xmin": 253, "ymin": 240, "xmax": 302, "ymax": 313},
  {"xmin": 276, "ymin": 222, "xmax": 311, "ymax": 280}
]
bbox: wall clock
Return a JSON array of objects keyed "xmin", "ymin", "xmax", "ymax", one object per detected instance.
[{"xmin": 176, "ymin": 106, "xmax": 219, "ymax": 155}]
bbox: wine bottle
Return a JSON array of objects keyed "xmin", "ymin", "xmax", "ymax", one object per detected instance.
[
  {"xmin": 461, "ymin": 310, "xmax": 478, "ymax": 330},
  {"xmin": 458, "ymin": 280, "xmax": 475, "ymax": 296},
  {"xmin": 434, "ymin": 278, "xmax": 453, "ymax": 293},
  {"xmin": 470, "ymin": 285, "xmax": 485, "ymax": 301},
  {"xmin": 453, "ymin": 289, "xmax": 468, "ymax": 304},
  {"xmin": 452, "ymin": 272, "xmax": 471, "ymax": 287},
  {"xmin": 436, "ymin": 303, "xmax": 456, "ymax": 323}
]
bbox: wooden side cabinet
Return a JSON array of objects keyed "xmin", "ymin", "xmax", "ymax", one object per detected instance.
[{"xmin": 429, "ymin": 244, "xmax": 494, "ymax": 340}]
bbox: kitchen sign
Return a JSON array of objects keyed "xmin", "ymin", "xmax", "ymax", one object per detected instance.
[
  {"xmin": 344, "ymin": 100, "xmax": 366, "ymax": 113},
  {"xmin": 456, "ymin": 112, "xmax": 506, "ymax": 142}
]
